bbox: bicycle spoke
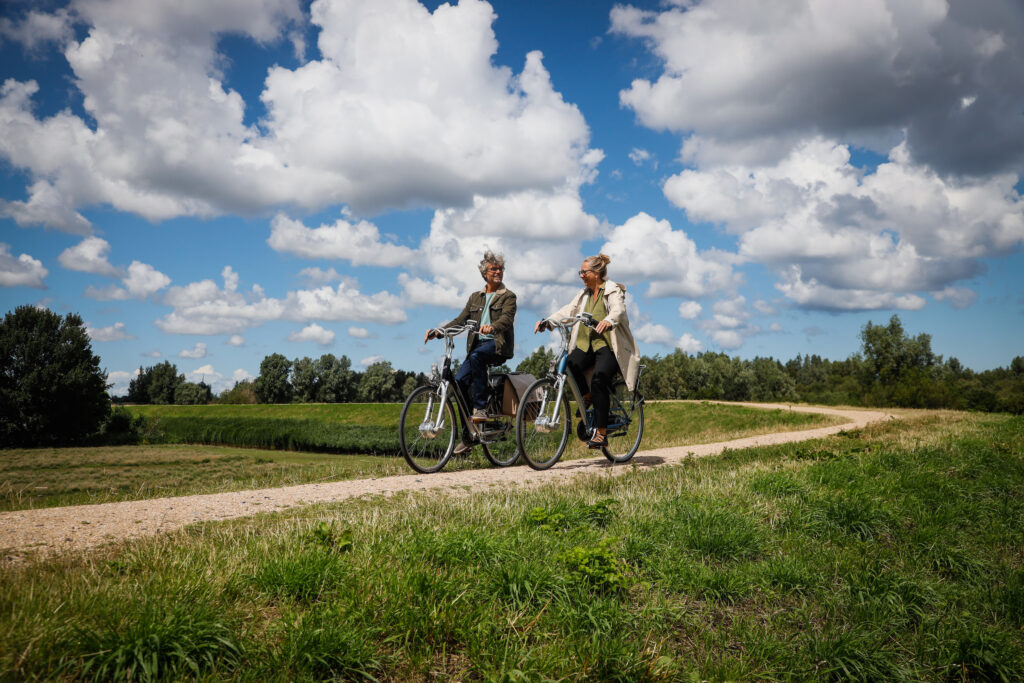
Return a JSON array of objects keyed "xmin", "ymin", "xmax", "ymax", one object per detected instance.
[
  {"xmin": 516, "ymin": 377, "xmax": 571, "ymax": 470},
  {"xmin": 399, "ymin": 385, "xmax": 456, "ymax": 473}
]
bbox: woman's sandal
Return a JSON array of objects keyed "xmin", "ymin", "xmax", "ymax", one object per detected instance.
[{"xmin": 586, "ymin": 433, "xmax": 607, "ymax": 449}]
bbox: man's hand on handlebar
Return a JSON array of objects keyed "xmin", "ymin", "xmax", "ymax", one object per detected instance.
[{"xmin": 423, "ymin": 328, "xmax": 441, "ymax": 343}]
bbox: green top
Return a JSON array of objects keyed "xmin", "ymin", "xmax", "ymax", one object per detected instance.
[
  {"xmin": 478, "ymin": 292, "xmax": 495, "ymax": 340},
  {"xmin": 577, "ymin": 283, "xmax": 608, "ymax": 352}
]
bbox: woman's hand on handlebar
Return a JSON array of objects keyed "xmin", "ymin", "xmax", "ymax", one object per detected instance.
[
  {"xmin": 534, "ymin": 319, "xmax": 549, "ymax": 333},
  {"xmin": 594, "ymin": 320, "xmax": 612, "ymax": 335}
]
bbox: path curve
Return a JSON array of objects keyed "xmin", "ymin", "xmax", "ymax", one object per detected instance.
[{"xmin": 1, "ymin": 403, "xmax": 891, "ymax": 560}]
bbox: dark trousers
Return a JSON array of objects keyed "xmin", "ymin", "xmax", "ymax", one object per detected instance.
[
  {"xmin": 567, "ymin": 345, "xmax": 619, "ymax": 429},
  {"xmin": 455, "ymin": 339, "xmax": 504, "ymax": 410}
]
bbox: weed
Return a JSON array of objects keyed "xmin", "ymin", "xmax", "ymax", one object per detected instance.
[{"xmin": 559, "ymin": 538, "xmax": 630, "ymax": 594}]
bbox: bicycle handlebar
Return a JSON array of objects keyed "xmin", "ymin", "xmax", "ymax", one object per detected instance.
[
  {"xmin": 538, "ymin": 312, "xmax": 598, "ymax": 332},
  {"xmin": 426, "ymin": 320, "xmax": 478, "ymax": 341}
]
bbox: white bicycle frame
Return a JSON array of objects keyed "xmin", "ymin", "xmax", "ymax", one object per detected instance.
[{"xmin": 532, "ymin": 314, "xmax": 594, "ymax": 433}]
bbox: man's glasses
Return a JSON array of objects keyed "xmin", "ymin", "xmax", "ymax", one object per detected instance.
[{"xmin": 487, "ymin": 267, "xmax": 504, "ymax": 273}]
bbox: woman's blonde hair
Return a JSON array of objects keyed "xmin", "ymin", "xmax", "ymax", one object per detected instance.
[{"xmin": 584, "ymin": 253, "xmax": 611, "ymax": 280}]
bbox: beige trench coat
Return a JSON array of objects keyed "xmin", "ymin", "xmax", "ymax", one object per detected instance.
[{"xmin": 546, "ymin": 280, "xmax": 641, "ymax": 391}]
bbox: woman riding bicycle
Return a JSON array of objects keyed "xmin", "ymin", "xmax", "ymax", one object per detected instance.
[{"xmin": 534, "ymin": 253, "xmax": 640, "ymax": 450}]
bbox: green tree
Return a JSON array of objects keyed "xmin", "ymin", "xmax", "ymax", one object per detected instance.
[
  {"xmin": 291, "ymin": 356, "xmax": 318, "ymax": 403},
  {"xmin": 859, "ymin": 315, "xmax": 941, "ymax": 407},
  {"xmin": 174, "ymin": 381, "xmax": 210, "ymax": 405},
  {"xmin": 254, "ymin": 353, "xmax": 293, "ymax": 403},
  {"xmin": 516, "ymin": 346, "xmax": 554, "ymax": 377},
  {"xmin": 358, "ymin": 361, "xmax": 397, "ymax": 402},
  {"xmin": 0, "ymin": 306, "xmax": 110, "ymax": 447},
  {"xmin": 147, "ymin": 361, "xmax": 184, "ymax": 404},
  {"xmin": 315, "ymin": 354, "xmax": 354, "ymax": 403},
  {"xmin": 216, "ymin": 379, "xmax": 257, "ymax": 404},
  {"xmin": 126, "ymin": 365, "xmax": 152, "ymax": 403}
]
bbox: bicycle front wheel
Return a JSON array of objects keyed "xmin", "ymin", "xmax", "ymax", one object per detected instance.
[
  {"xmin": 399, "ymin": 385, "xmax": 457, "ymax": 473},
  {"xmin": 602, "ymin": 381, "xmax": 644, "ymax": 463},
  {"xmin": 515, "ymin": 377, "xmax": 571, "ymax": 470}
]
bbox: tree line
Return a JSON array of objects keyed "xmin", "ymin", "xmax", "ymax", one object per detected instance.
[{"xmin": 3, "ymin": 304, "xmax": 1021, "ymax": 447}]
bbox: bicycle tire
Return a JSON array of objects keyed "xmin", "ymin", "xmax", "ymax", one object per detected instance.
[
  {"xmin": 602, "ymin": 381, "xmax": 644, "ymax": 463},
  {"xmin": 515, "ymin": 377, "xmax": 571, "ymax": 470},
  {"xmin": 399, "ymin": 385, "xmax": 457, "ymax": 473}
]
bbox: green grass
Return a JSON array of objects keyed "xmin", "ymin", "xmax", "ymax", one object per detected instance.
[
  {"xmin": 2, "ymin": 411, "xmax": 1021, "ymax": 680},
  {"xmin": 3, "ymin": 402, "xmax": 832, "ymax": 511},
  {"xmin": 0, "ymin": 445, "xmax": 409, "ymax": 511}
]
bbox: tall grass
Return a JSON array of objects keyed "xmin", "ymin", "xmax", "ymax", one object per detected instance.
[{"xmin": 3, "ymin": 411, "xmax": 1021, "ymax": 680}]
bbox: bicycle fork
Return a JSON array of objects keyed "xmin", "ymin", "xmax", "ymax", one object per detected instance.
[{"xmin": 418, "ymin": 381, "xmax": 450, "ymax": 438}]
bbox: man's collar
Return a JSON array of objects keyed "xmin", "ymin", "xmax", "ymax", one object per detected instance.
[{"xmin": 480, "ymin": 284, "xmax": 507, "ymax": 294}]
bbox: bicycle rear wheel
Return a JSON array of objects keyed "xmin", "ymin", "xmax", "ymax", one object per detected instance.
[
  {"xmin": 399, "ymin": 385, "xmax": 457, "ymax": 473},
  {"xmin": 480, "ymin": 414, "xmax": 520, "ymax": 467},
  {"xmin": 516, "ymin": 377, "xmax": 571, "ymax": 470},
  {"xmin": 602, "ymin": 381, "xmax": 644, "ymax": 463}
]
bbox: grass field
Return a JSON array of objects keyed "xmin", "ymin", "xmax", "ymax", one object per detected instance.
[
  {"xmin": 2, "ymin": 402, "xmax": 833, "ymax": 511},
  {"xmin": 2, "ymin": 410, "xmax": 1021, "ymax": 680}
]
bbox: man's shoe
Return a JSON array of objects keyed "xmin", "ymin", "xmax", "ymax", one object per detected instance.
[
  {"xmin": 471, "ymin": 408, "xmax": 488, "ymax": 423},
  {"xmin": 453, "ymin": 440, "xmax": 473, "ymax": 456}
]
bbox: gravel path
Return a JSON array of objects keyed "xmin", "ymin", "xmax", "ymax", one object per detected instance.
[{"xmin": 1, "ymin": 403, "xmax": 891, "ymax": 560}]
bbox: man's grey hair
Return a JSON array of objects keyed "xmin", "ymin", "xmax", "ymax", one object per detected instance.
[{"xmin": 478, "ymin": 250, "xmax": 505, "ymax": 277}]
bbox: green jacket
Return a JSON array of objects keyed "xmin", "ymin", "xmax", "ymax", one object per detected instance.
[{"xmin": 444, "ymin": 286, "xmax": 517, "ymax": 359}]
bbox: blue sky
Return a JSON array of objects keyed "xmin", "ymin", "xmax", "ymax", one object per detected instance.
[{"xmin": 2, "ymin": 0, "xmax": 1023, "ymax": 396}]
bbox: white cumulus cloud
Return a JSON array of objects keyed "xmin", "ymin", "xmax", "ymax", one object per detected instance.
[
  {"xmin": 178, "ymin": 342, "xmax": 208, "ymax": 359},
  {"xmin": 0, "ymin": 0, "xmax": 598, "ymax": 226},
  {"xmin": 288, "ymin": 323, "xmax": 335, "ymax": 346},
  {"xmin": 268, "ymin": 213, "xmax": 415, "ymax": 266},
  {"xmin": 0, "ymin": 243, "xmax": 48, "ymax": 288},
  {"xmin": 58, "ymin": 236, "xmax": 120, "ymax": 276},
  {"xmin": 86, "ymin": 321, "xmax": 134, "ymax": 342}
]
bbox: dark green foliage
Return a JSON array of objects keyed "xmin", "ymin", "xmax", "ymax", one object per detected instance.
[
  {"xmin": 173, "ymin": 381, "xmax": 211, "ymax": 405},
  {"xmin": 147, "ymin": 361, "xmax": 185, "ymax": 405},
  {"xmin": 97, "ymin": 406, "xmax": 148, "ymax": 445},
  {"xmin": 254, "ymin": 353, "xmax": 293, "ymax": 404},
  {"xmin": 515, "ymin": 345, "xmax": 555, "ymax": 377},
  {"xmin": 535, "ymin": 314, "xmax": 1023, "ymax": 412},
  {"xmin": 314, "ymin": 353, "xmax": 355, "ymax": 402},
  {"xmin": 0, "ymin": 305, "xmax": 110, "ymax": 447},
  {"xmin": 215, "ymin": 379, "xmax": 257, "ymax": 404},
  {"xmin": 358, "ymin": 360, "xmax": 398, "ymax": 402}
]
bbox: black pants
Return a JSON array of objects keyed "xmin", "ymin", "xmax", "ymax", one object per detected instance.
[{"xmin": 567, "ymin": 346, "xmax": 619, "ymax": 429}]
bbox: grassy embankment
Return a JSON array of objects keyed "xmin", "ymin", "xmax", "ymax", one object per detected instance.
[
  {"xmin": 2, "ymin": 411, "xmax": 1021, "ymax": 680},
  {"xmin": 2, "ymin": 402, "xmax": 832, "ymax": 511}
]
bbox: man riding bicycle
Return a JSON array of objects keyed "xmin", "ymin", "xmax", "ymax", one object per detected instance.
[{"xmin": 425, "ymin": 251, "xmax": 517, "ymax": 454}]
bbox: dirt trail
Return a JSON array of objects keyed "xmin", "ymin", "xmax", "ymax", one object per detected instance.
[{"xmin": 1, "ymin": 403, "xmax": 891, "ymax": 560}]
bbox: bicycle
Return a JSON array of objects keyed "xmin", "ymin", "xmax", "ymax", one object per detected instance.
[
  {"xmin": 515, "ymin": 313, "xmax": 645, "ymax": 470},
  {"xmin": 398, "ymin": 321, "xmax": 521, "ymax": 473}
]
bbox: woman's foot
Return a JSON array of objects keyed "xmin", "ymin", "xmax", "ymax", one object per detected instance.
[{"xmin": 587, "ymin": 431, "xmax": 607, "ymax": 449}]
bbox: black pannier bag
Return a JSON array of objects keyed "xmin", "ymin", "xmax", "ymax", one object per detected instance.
[{"xmin": 488, "ymin": 372, "xmax": 536, "ymax": 417}]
